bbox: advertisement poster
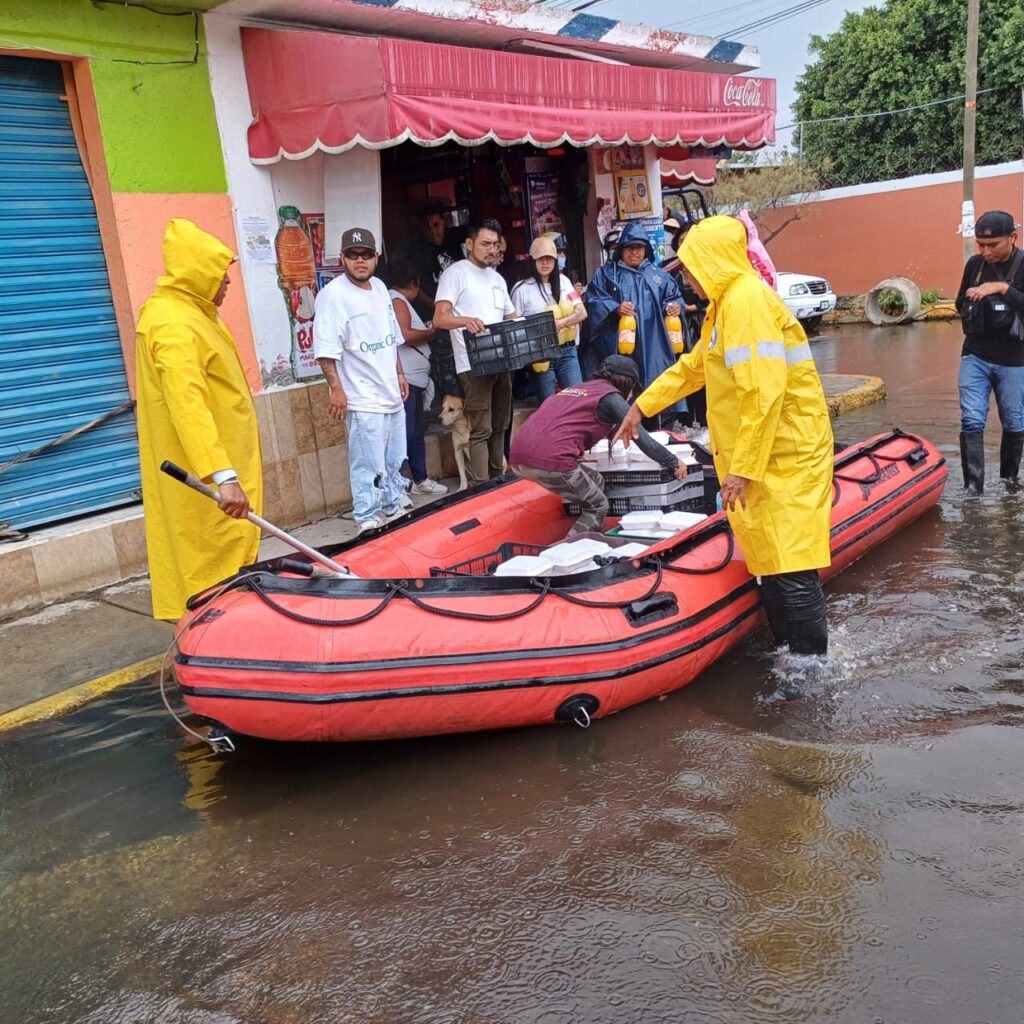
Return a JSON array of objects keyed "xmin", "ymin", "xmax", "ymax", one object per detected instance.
[
  {"xmin": 611, "ymin": 145, "xmax": 646, "ymax": 172},
  {"xmin": 274, "ymin": 205, "xmax": 322, "ymax": 381},
  {"xmin": 302, "ymin": 212, "xmax": 326, "ymax": 268},
  {"xmin": 614, "ymin": 169, "xmax": 653, "ymax": 220},
  {"xmin": 238, "ymin": 213, "xmax": 275, "ymax": 264},
  {"xmin": 524, "ymin": 171, "xmax": 565, "ymax": 241}
]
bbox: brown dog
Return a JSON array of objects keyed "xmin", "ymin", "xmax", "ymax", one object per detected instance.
[{"xmin": 438, "ymin": 394, "xmax": 471, "ymax": 491}]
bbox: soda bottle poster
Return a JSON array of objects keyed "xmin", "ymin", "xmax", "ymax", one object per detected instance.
[{"xmin": 274, "ymin": 205, "xmax": 321, "ymax": 381}]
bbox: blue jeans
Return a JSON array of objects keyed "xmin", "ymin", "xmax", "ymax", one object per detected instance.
[
  {"xmin": 958, "ymin": 354, "xmax": 1024, "ymax": 433},
  {"xmin": 403, "ymin": 385, "xmax": 427, "ymax": 483},
  {"xmin": 346, "ymin": 409, "xmax": 407, "ymax": 523},
  {"xmin": 535, "ymin": 346, "xmax": 583, "ymax": 402}
]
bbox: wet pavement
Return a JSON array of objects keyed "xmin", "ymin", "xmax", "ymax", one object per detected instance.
[{"xmin": 3, "ymin": 320, "xmax": 1023, "ymax": 1023}]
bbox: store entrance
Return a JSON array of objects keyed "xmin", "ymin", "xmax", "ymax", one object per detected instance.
[{"xmin": 380, "ymin": 140, "xmax": 590, "ymax": 292}]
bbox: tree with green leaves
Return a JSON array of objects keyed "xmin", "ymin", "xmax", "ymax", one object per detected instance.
[{"xmin": 793, "ymin": 0, "xmax": 1024, "ymax": 187}]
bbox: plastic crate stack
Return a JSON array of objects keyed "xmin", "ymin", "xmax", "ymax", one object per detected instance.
[{"xmin": 567, "ymin": 437, "xmax": 707, "ymax": 517}]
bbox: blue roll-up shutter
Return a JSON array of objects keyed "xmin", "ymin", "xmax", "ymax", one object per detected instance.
[{"xmin": 0, "ymin": 56, "xmax": 140, "ymax": 531}]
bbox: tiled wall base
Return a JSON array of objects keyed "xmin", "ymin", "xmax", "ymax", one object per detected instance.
[
  {"xmin": 0, "ymin": 386, "xmax": 536, "ymax": 620},
  {"xmin": 0, "ymin": 506, "xmax": 148, "ymax": 620}
]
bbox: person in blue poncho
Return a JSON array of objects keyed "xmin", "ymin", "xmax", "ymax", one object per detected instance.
[{"xmin": 584, "ymin": 221, "xmax": 685, "ymax": 426}]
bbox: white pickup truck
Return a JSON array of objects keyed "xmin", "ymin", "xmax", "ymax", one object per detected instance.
[{"xmin": 776, "ymin": 271, "xmax": 836, "ymax": 331}]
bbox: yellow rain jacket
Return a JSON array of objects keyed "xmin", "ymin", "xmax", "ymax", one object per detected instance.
[
  {"xmin": 136, "ymin": 219, "xmax": 262, "ymax": 620},
  {"xmin": 637, "ymin": 216, "xmax": 833, "ymax": 576}
]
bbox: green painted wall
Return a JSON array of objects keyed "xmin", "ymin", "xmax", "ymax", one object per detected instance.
[{"xmin": 3, "ymin": 0, "xmax": 227, "ymax": 193}]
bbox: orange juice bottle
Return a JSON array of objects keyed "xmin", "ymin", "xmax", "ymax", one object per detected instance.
[
  {"xmin": 617, "ymin": 313, "xmax": 636, "ymax": 355},
  {"xmin": 665, "ymin": 313, "xmax": 684, "ymax": 354},
  {"xmin": 532, "ymin": 359, "xmax": 551, "ymax": 373},
  {"xmin": 275, "ymin": 206, "xmax": 316, "ymax": 290}
]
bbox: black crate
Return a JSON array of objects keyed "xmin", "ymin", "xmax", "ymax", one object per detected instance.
[
  {"xmin": 431, "ymin": 542, "xmax": 546, "ymax": 578},
  {"xmin": 599, "ymin": 465, "xmax": 706, "ymax": 487},
  {"xmin": 599, "ymin": 466, "xmax": 677, "ymax": 486},
  {"xmin": 465, "ymin": 313, "xmax": 561, "ymax": 376},
  {"xmin": 564, "ymin": 493, "xmax": 708, "ymax": 517}
]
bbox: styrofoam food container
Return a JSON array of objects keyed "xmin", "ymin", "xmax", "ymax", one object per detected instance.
[
  {"xmin": 620, "ymin": 510, "xmax": 663, "ymax": 529},
  {"xmin": 544, "ymin": 538, "xmax": 612, "ymax": 563},
  {"xmin": 661, "ymin": 510, "xmax": 708, "ymax": 531},
  {"xmin": 614, "ymin": 542, "xmax": 649, "ymax": 558},
  {"xmin": 494, "ymin": 555, "xmax": 553, "ymax": 576}
]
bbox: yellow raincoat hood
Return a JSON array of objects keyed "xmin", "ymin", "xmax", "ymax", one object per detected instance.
[
  {"xmin": 158, "ymin": 218, "xmax": 235, "ymax": 305},
  {"xmin": 637, "ymin": 215, "xmax": 834, "ymax": 576},
  {"xmin": 678, "ymin": 215, "xmax": 754, "ymax": 303}
]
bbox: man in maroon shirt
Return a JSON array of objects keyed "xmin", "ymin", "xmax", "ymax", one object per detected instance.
[{"xmin": 509, "ymin": 355, "xmax": 685, "ymax": 535}]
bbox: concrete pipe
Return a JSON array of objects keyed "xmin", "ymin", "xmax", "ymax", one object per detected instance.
[{"xmin": 865, "ymin": 277, "xmax": 922, "ymax": 325}]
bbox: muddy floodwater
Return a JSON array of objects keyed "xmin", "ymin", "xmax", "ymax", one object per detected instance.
[{"xmin": 2, "ymin": 321, "xmax": 1023, "ymax": 1023}]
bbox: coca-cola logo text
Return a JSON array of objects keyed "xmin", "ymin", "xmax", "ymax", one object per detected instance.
[{"xmin": 723, "ymin": 77, "xmax": 764, "ymax": 109}]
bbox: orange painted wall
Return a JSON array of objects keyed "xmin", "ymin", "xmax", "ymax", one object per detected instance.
[
  {"xmin": 110, "ymin": 192, "xmax": 260, "ymax": 391},
  {"xmin": 762, "ymin": 170, "xmax": 1024, "ymax": 297}
]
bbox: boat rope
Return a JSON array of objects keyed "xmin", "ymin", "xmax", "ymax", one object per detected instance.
[
  {"xmin": 399, "ymin": 578, "xmax": 552, "ymax": 621},
  {"xmin": 546, "ymin": 559, "xmax": 664, "ymax": 609},
  {"xmin": 834, "ymin": 429, "xmax": 926, "ymax": 486},
  {"xmin": 658, "ymin": 530, "xmax": 736, "ymax": 576},
  {"xmin": 246, "ymin": 577, "xmax": 404, "ymax": 627},
  {"xmin": 159, "ymin": 571, "xmax": 265, "ymax": 754}
]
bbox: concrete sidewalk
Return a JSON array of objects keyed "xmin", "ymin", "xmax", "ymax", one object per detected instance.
[{"xmin": 0, "ymin": 371, "xmax": 887, "ymax": 728}]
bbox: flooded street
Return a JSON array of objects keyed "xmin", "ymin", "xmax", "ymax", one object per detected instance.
[{"xmin": 3, "ymin": 321, "xmax": 1023, "ymax": 1023}]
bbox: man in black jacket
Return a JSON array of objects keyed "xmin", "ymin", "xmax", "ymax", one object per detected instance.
[{"xmin": 955, "ymin": 210, "xmax": 1024, "ymax": 493}]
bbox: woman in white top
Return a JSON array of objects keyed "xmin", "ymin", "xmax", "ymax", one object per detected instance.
[
  {"xmin": 510, "ymin": 236, "xmax": 588, "ymax": 402},
  {"xmin": 388, "ymin": 261, "xmax": 447, "ymax": 495}
]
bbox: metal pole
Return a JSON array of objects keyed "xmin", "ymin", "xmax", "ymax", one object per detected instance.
[
  {"xmin": 961, "ymin": 0, "xmax": 981, "ymax": 264},
  {"xmin": 160, "ymin": 461, "xmax": 352, "ymax": 577}
]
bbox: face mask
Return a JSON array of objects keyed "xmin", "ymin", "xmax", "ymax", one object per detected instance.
[{"xmin": 557, "ymin": 255, "xmax": 567, "ymax": 270}]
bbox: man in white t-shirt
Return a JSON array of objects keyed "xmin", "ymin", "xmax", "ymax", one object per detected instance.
[
  {"xmin": 313, "ymin": 227, "xmax": 409, "ymax": 534},
  {"xmin": 433, "ymin": 220, "xmax": 517, "ymax": 485}
]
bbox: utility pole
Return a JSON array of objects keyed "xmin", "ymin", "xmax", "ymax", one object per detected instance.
[{"xmin": 961, "ymin": 0, "xmax": 981, "ymax": 264}]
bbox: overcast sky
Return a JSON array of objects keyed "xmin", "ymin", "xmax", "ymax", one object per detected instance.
[{"xmin": 600, "ymin": 0, "xmax": 875, "ymax": 150}]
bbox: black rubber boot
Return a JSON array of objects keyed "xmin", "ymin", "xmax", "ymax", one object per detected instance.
[
  {"xmin": 763, "ymin": 571, "xmax": 828, "ymax": 656},
  {"xmin": 960, "ymin": 431, "xmax": 985, "ymax": 495},
  {"xmin": 759, "ymin": 577, "xmax": 790, "ymax": 649},
  {"xmin": 999, "ymin": 430, "xmax": 1024, "ymax": 490}
]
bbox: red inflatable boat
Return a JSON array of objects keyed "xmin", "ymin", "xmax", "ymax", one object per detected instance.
[{"xmin": 171, "ymin": 430, "xmax": 946, "ymax": 743}]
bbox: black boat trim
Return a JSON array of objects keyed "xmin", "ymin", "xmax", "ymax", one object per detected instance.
[{"xmin": 179, "ymin": 601, "xmax": 763, "ymax": 705}]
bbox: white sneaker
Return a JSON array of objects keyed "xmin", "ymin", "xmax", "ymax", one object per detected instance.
[
  {"xmin": 399, "ymin": 492, "xmax": 414, "ymax": 509},
  {"xmin": 356, "ymin": 518, "xmax": 383, "ymax": 535},
  {"xmin": 411, "ymin": 478, "xmax": 448, "ymax": 495}
]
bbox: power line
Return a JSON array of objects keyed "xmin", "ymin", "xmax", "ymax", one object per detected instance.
[
  {"xmin": 719, "ymin": 0, "xmax": 834, "ymax": 39},
  {"xmin": 778, "ymin": 85, "xmax": 1005, "ymax": 131}
]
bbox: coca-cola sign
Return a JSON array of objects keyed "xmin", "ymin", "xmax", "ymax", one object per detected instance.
[{"xmin": 723, "ymin": 77, "xmax": 764, "ymax": 109}]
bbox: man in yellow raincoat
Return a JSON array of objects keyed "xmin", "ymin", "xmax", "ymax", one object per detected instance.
[
  {"xmin": 136, "ymin": 219, "xmax": 262, "ymax": 620},
  {"xmin": 614, "ymin": 216, "xmax": 834, "ymax": 654}
]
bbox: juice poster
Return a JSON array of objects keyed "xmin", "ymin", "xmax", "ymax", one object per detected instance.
[
  {"xmin": 274, "ymin": 205, "xmax": 321, "ymax": 381},
  {"xmin": 524, "ymin": 171, "xmax": 565, "ymax": 241}
]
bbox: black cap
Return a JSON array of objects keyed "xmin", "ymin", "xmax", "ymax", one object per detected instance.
[
  {"xmin": 975, "ymin": 211, "xmax": 1018, "ymax": 239},
  {"xmin": 599, "ymin": 354, "xmax": 641, "ymax": 383},
  {"xmin": 341, "ymin": 227, "xmax": 377, "ymax": 252}
]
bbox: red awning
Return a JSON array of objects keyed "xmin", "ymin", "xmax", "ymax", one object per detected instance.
[
  {"xmin": 661, "ymin": 157, "xmax": 718, "ymax": 186},
  {"xmin": 242, "ymin": 28, "xmax": 775, "ymax": 165}
]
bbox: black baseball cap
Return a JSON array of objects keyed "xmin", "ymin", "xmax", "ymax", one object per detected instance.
[
  {"xmin": 975, "ymin": 211, "xmax": 1018, "ymax": 239},
  {"xmin": 341, "ymin": 227, "xmax": 377, "ymax": 253},
  {"xmin": 599, "ymin": 354, "xmax": 641, "ymax": 384}
]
